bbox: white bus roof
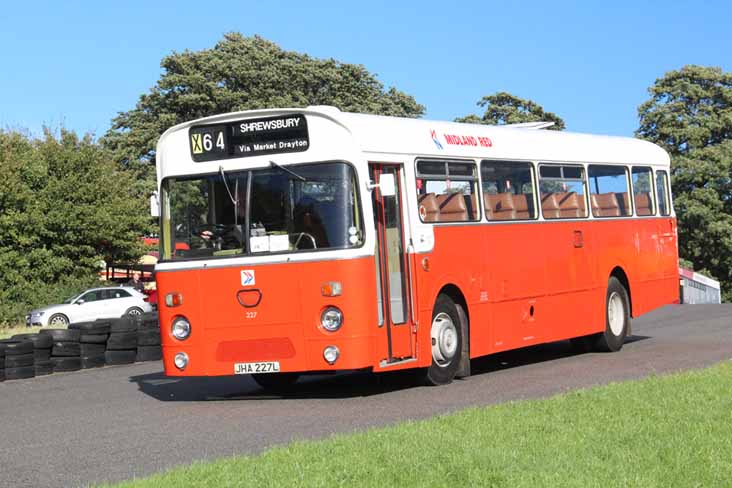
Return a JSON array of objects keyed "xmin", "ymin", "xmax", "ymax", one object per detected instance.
[{"xmin": 157, "ymin": 106, "xmax": 670, "ymax": 182}]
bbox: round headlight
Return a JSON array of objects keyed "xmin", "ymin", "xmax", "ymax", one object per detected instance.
[
  {"xmin": 323, "ymin": 345, "xmax": 340, "ymax": 365},
  {"xmin": 174, "ymin": 352, "xmax": 189, "ymax": 370},
  {"xmin": 320, "ymin": 307, "xmax": 343, "ymax": 332},
  {"xmin": 171, "ymin": 316, "xmax": 191, "ymax": 340}
]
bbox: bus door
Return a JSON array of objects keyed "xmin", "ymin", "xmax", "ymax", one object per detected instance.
[{"xmin": 370, "ymin": 163, "xmax": 416, "ymax": 364}]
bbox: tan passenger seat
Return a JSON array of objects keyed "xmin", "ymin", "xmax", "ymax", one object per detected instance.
[
  {"xmin": 513, "ymin": 194, "xmax": 532, "ymax": 219},
  {"xmin": 418, "ymin": 193, "xmax": 440, "ymax": 222},
  {"xmin": 616, "ymin": 192, "xmax": 631, "ymax": 216},
  {"xmin": 591, "ymin": 193, "xmax": 620, "ymax": 217},
  {"xmin": 558, "ymin": 192, "xmax": 584, "ymax": 218},
  {"xmin": 437, "ymin": 193, "xmax": 468, "ymax": 222},
  {"xmin": 541, "ymin": 193, "xmax": 560, "ymax": 219},
  {"xmin": 634, "ymin": 192, "xmax": 653, "ymax": 216}
]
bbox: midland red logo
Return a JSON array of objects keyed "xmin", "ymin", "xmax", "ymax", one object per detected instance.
[
  {"xmin": 240, "ymin": 270, "xmax": 255, "ymax": 286},
  {"xmin": 430, "ymin": 129, "xmax": 492, "ymax": 149}
]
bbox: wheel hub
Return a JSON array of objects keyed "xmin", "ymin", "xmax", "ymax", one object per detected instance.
[
  {"xmin": 608, "ymin": 291, "xmax": 625, "ymax": 336},
  {"xmin": 431, "ymin": 312, "xmax": 458, "ymax": 367}
]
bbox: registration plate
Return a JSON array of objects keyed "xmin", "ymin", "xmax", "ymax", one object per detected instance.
[{"xmin": 234, "ymin": 361, "xmax": 280, "ymax": 375}]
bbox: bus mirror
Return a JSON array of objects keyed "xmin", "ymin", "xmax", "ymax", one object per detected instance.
[
  {"xmin": 378, "ymin": 174, "xmax": 396, "ymax": 197},
  {"xmin": 150, "ymin": 192, "xmax": 159, "ymax": 218}
]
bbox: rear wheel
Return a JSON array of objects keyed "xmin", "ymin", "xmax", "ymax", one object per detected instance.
[
  {"xmin": 593, "ymin": 277, "xmax": 630, "ymax": 352},
  {"xmin": 125, "ymin": 307, "xmax": 143, "ymax": 317},
  {"xmin": 252, "ymin": 373, "xmax": 300, "ymax": 392},
  {"xmin": 420, "ymin": 294, "xmax": 465, "ymax": 386}
]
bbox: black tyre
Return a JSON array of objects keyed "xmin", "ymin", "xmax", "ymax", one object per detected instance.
[
  {"xmin": 35, "ymin": 360, "xmax": 53, "ymax": 376},
  {"xmin": 5, "ymin": 366, "xmax": 35, "ymax": 380},
  {"xmin": 34, "ymin": 348, "xmax": 51, "ymax": 362},
  {"xmin": 0, "ymin": 369, "xmax": 5, "ymax": 382},
  {"xmin": 252, "ymin": 373, "xmax": 300, "ymax": 392},
  {"xmin": 0, "ymin": 340, "xmax": 34, "ymax": 355},
  {"xmin": 80, "ymin": 333, "xmax": 109, "ymax": 344},
  {"xmin": 51, "ymin": 341, "xmax": 81, "ymax": 357},
  {"xmin": 137, "ymin": 329, "xmax": 161, "ymax": 346},
  {"xmin": 5, "ymin": 353, "xmax": 34, "ymax": 368},
  {"xmin": 136, "ymin": 345, "xmax": 162, "ymax": 362},
  {"xmin": 81, "ymin": 355, "xmax": 105, "ymax": 369},
  {"xmin": 110, "ymin": 316, "xmax": 137, "ymax": 333},
  {"xmin": 47, "ymin": 313, "xmax": 69, "ymax": 327},
  {"xmin": 420, "ymin": 294, "xmax": 465, "ymax": 386},
  {"xmin": 51, "ymin": 357, "xmax": 81, "ymax": 372},
  {"xmin": 105, "ymin": 350, "xmax": 136, "ymax": 365},
  {"xmin": 80, "ymin": 343, "xmax": 106, "ymax": 357},
  {"xmin": 593, "ymin": 277, "xmax": 630, "ymax": 352},
  {"xmin": 107, "ymin": 331, "xmax": 137, "ymax": 350},
  {"xmin": 70, "ymin": 321, "xmax": 111, "ymax": 334},
  {"xmin": 40, "ymin": 329, "xmax": 81, "ymax": 342},
  {"xmin": 11, "ymin": 333, "xmax": 53, "ymax": 349},
  {"xmin": 139, "ymin": 313, "xmax": 159, "ymax": 330}
]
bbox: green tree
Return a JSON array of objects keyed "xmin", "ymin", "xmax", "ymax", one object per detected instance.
[
  {"xmin": 0, "ymin": 129, "xmax": 149, "ymax": 323},
  {"xmin": 456, "ymin": 92, "xmax": 565, "ymax": 129},
  {"xmin": 103, "ymin": 33, "xmax": 425, "ymax": 184},
  {"xmin": 637, "ymin": 66, "xmax": 732, "ymax": 301},
  {"xmin": 637, "ymin": 65, "xmax": 732, "ymax": 156}
]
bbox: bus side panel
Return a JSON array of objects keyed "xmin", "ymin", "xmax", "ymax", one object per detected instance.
[
  {"xmin": 157, "ymin": 256, "xmax": 380, "ymax": 377},
  {"xmin": 415, "ymin": 226, "xmax": 489, "ymax": 362}
]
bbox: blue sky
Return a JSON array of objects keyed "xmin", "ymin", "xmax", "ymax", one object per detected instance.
[{"xmin": 1, "ymin": 1, "xmax": 730, "ymax": 139}]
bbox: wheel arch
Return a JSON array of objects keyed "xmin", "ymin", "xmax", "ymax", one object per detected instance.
[{"xmin": 609, "ymin": 266, "xmax": 633, "ymax": 318}]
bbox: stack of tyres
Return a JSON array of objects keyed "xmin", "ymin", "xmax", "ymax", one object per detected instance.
[
  {"xmin": 41, "ymin": 329, "xmax": 82, "ymax": 372},
  {"xmin": 136, "ymin": 312, "xmax": 162, "ymax": 362},
  {"xmin": 70, "ymin": 320, "xmax": 111, "ymax": 368},
  {"xmin": 11, "ymin": 333, "xmax": 53, "ymax": 375},
  {"xmin": 0, "ymin": 339, "xmax": 35, "ymax": 380},
  {"xmin": 0, "ymin": 343, "xmax": 5, "ymax": 382},
  {"xmin": 106, "ymin": 316, "xmax": 137, "ymax": 365}
]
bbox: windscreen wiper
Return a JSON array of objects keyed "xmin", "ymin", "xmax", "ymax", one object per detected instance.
[{"xmin": 270, "ymin": 160, "xmax": 307, "ymax": 181}]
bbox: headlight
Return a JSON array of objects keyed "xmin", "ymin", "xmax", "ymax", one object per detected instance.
[
  {"xmin": 171, "ymin": 316, "xmax": 191, "ymax": 340},
  {"xmin": 174, "ymin": 352, "xmax": 189, "ymax": 370},
  {"xmin": 320, "ymin": 307, "xmax": 343, "ymax": 332},
  {"xmin": 323, "ymin": 345, "xmax": 340, "ymax": 365}
]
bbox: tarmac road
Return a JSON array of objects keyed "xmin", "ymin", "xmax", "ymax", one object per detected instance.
[{"xmin": 0, "ymin": 304, "xmax": 730, "ymax": 488}]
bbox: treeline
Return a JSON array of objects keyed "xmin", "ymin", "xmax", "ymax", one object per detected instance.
[{"xmin": 1, "ymin": 34, "xmax": 730, "ymax": 325}]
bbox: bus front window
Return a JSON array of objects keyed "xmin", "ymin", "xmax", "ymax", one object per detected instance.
[{"xmin": 161, "ymin": 162, "xmax": 363, "ymax": 260}]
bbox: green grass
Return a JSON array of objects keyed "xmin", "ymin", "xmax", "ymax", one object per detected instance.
[
  {"xmin": 0, "ymin": 324, "xmax": 42, "ymax": 340},
  {"xmin": 110, "ymin": 361, "xmax": 732, "ymax": 487}
]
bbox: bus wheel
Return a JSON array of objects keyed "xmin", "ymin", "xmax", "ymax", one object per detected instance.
[
  {"xmin": 422, "ymin": 294, "xmax": 464, "ymax": 386},
  {"xmin": 594, "ymin": 277, "xmax": 630, "ymax": 352},
  {"xmin": 252, "ymin": 373, "xmax": 300, "ymax": 392}
]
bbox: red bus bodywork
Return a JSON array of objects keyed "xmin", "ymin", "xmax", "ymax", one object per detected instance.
[{"xmin": 158, "ymin": 217, "xmax": 678, "ymax": 376}]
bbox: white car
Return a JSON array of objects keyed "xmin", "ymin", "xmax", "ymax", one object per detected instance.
[{"xmin": 26, "ymin": 286, "xmax": 154, "ymax": 327}]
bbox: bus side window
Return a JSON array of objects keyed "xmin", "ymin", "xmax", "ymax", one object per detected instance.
[
  {"xmin": 588, "ymin": 165, "xmax": 631, "ymax": 217},
  {"xmin": 480, "ymin": 160, "xmax": 537, "ymax": 220},
  {"xmin": 415, "ymin": 160, "xmax": 480, "ymax": 222},
  {"xmin": 538, "ymin": 165, "xmax": 588, "ymax": 219},
  {"xmin": 631, "ymin": 166, "xmax": 655, "ymax": 216},
  {"xmin": 656, "ymin": 170, "xmax": 671, "ymax": 216}
]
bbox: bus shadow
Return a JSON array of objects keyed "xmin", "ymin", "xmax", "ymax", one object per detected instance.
[{"xmin": 129, "ymin": 335, "xmax": 650, "ymax": 402}]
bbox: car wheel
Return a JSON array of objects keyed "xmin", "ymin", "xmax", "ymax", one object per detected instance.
[
  {"xmin": 125, "ymin": 307, "xmax": 143, "ymax": 316},
  {"xmin": 48, "ymin": 314, "xmax": 69, "ymax": 327}
]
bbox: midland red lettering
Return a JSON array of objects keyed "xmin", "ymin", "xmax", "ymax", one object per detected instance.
[{"xmin": 443, "ymin": 134, "xmax": 492, "ymax": 147}]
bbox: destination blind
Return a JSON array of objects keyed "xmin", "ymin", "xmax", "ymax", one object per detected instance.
[{"xmin": 189, "ymin": 114, "xmax": 309, "ymax": 162}]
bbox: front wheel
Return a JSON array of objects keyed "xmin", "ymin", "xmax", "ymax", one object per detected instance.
[
  {"xmin": 420, "ymin": 294, "xmax": 465, "ymax": 386},
  {"xmin": 47, "ymin": 313, "xmax": 69, "ymax": 328},
  {"xmin": 593, "ymin": 277, "xmax": 630, "ymax": 352}
]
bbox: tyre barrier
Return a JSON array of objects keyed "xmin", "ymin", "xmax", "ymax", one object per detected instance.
[{"xmin": 0, "ymin": 312, "xmax": 161, "ymax": 381}]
